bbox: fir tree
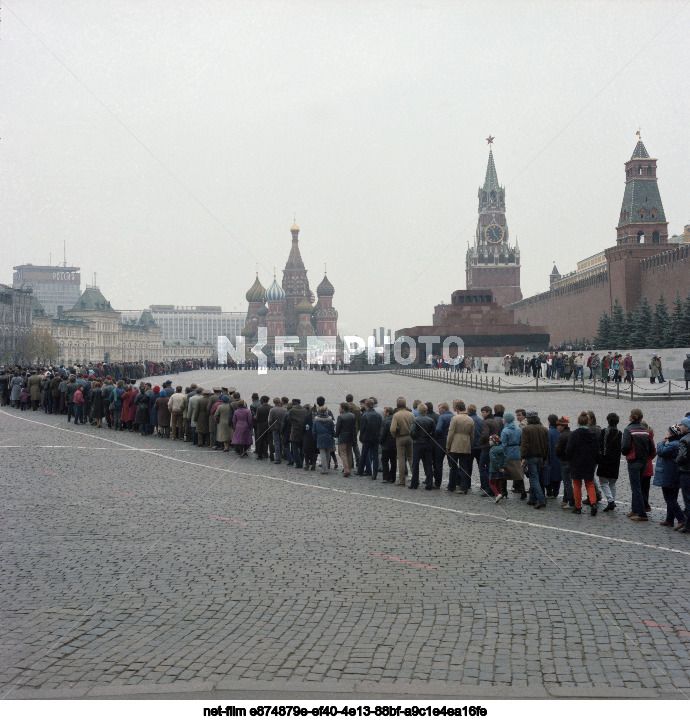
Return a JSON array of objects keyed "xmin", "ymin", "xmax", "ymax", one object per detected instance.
[
  {"xmin": 652, "ymin": 295, "xmax": 673, "ymax": 348},
  {"xmin": 679, "ymin": 294, "xmax": 690, "ymax": 348},
  {"xmin": 632, "ymin": 297, "xmax": 652, "ymax": 349},
  {"xmin": 594, "ymin": 313, "xmax": 613, "ymax": 350},
  {"xmin": 670, "ymin": 294, "xmax": 686, "ymax": 348},
  {"xmin": 624, "ymin": 310, "xmax": 635, "ymax": 349},
  {"xmin": 609, "ymin": 299, "xmax": 626, "ymax": 349}
]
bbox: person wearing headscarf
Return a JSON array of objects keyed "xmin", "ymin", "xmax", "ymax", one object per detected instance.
[
  {"xmin": 214, "ymin": 395, "xmax": 233, "ymax": 452},
  {"xmin": 232, "ymin": 399, "xmax": 253, "ymax": 457}
]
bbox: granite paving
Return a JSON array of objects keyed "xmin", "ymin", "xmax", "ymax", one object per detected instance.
[{"xmin": 1, "ymin": 369, "xmax": 688, "ymax": 699}]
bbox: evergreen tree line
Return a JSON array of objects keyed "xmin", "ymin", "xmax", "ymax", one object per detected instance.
[{"xmin": 594, "ymin": 294, "xmax": 690, "ymax": 350}]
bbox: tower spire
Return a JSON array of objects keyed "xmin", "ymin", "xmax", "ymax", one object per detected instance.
[{"xmin": 483, "ymin": 142, "xmax": 500, "ymax": 191}]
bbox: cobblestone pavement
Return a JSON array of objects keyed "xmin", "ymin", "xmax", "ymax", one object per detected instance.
[{"xmin": 1, "ymin": 370, "xmax": 689, "ymax": 699}]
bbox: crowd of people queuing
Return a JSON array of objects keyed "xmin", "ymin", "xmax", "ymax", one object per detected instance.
[
  {"xmin": 430, "ymin": 351, "xmax": 690, "ymax": 387},
  {"xmin": 2, "ymin": 363, "xmax": 690, "ymax": 535}
]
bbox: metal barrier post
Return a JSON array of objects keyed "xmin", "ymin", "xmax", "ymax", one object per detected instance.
[
  {"xmin": 630, "ymin": 382, "xmax": 634, "ymax": 402},
  {"xmin": 498, "ymin": 377, "xmax": 501, "ymax": 394},
  {"xmin": 616, "ymin": 380, "xmax": 620, "ymax": 399}
]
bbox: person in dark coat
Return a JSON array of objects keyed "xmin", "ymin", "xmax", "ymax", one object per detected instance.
[
  {"xmin": 546, "ymin": 414, "xmax": 562, "ymax": 497},
  {"xmin": 554, "ymin": 417, "xmax": 573, "ymax": 508},
  {"xmin": 566, "ymin": 411, "xmax": 600, "ymax": 515},
  {"xmin": 597, "ymin": 413, "xmax": 622, "ymax": 511},
  {"xmin": 135, "ymin": 385, "xmax": 150, "ymax": 435},
  {"xmin": 409, "ymin": 403, "xmax": 436, "ymax": 490},
  {"xmin": 334, "ymin": 403, "xmax": 356, "ymax": 477},
  {"xmin": 312, "ymin": 406, "xmax": 335, "ymax": 474},
  {"xmin": 684, "ymin": 354, "xmax": 690, "ymax": 391},
  {"xmin": 379, "ymin": 407, "xmax": 397, "ymax": 483},
  {"xmin": 286, "ymin": 399, "xmax": 308, "ymax": 468},
  {"xmin": 357, "ymin": 399, "xmax": 382, "ymax": 479},
  {"xmin": 154, "ymin": 392, "xmax": 172, "ymax": 437},
  {"xmin": 621, "ymin": 407, "xmax": 656, "ymax": 522},
  {"xmin": 194, "ymin": 389, "xmax": 213, "ymax": 446},
  {"xmin": 91, "ymin": 382, "xmax": 104, "ymax": 428},
  {"xmin": 253, "ymin": 396, "xmax": 272, "ymax": 460},
  {"xmin": 302, "ymin": 404, "xmax": 318, "ymax": 471}
]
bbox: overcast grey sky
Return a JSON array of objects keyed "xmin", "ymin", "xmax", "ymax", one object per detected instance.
[{"xmin": 2, "ymin": 0, "xmax": 689, "ymax": 337}]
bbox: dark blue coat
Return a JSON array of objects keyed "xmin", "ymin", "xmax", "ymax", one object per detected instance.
[
  {"xmin": 548, "ymin": 425, "xmax": 562, "ymax": 484},
  {"xmin": 312, "ymin": 414, "xmax": 335, "ymax": 449}
]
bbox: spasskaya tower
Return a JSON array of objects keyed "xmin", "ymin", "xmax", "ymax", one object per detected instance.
[{"xmin": 465, "ymin": 137, "xmax": 522, "ymax": 306}]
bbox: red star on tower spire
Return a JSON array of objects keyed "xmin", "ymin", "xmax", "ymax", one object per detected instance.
[{"xmin": 486, "ymin": 135, "xmax": 495, "ymax": 146}]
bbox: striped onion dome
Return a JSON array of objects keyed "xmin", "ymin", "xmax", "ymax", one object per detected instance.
[
  {"xmin": 245, "ymin": 274, "xmax": 265, "ymax": 303},
  {"xmin": 265, "ymin": 277, "xmax": 286, "ymax": 302}
]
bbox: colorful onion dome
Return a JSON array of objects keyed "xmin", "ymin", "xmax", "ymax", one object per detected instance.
[
  {"xmin": 295, "ymin": 297, "xmax": 313, "ymax": 313},
  {"xmin": 265, "ymin": 277, "xmax": 286, "ymax": 302},
  {"xmin": 245, "ymin": 273, "xmax": 265, "ymax": 303},
  {"xmin": 316, "ymin": 273, "xmax": 334, "ymax": 297}
]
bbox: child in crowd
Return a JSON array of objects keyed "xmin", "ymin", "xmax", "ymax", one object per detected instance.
[{"xmin": 488, "ymin": 434, "xmax": 507, "ymax": 503}]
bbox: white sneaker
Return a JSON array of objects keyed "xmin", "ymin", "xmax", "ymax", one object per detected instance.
[{"xmin": 494, "ymin": 494, "xmax": 503, "ymax": 504}]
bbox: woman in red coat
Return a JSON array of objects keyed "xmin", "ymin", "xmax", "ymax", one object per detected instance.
[{"xmin": 120, "ymin": 385, "xmax": 137, "ymax": 431}]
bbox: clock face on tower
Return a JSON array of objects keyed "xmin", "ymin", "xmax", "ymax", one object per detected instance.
[{"xmin": 485, "ymin": 223, "xmax": 504, "ymax": 244}]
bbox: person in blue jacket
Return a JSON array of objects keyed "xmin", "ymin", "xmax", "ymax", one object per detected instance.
[
  {"xmin": 500, "ymin": 412, "xmax": 525, "ymax": 500},
  {"xmin": 654, "ymin": 424, "xmax": 686, "ymax": 528},
  {"xmin": 312, "ymin": 405, "xmax": 335, "ymax": 475}
]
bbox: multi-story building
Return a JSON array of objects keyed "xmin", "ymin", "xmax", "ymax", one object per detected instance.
[
  {"xmin": 0, "ymin": 284, "xmax": 33, "ymax": 363},
  {"xmin": 145, "ymin": 305, "xmax": 245, "ymax": 344},
  {"xmin": 12, "ymin": 264, "xmax": 81, "ymax": 317}
]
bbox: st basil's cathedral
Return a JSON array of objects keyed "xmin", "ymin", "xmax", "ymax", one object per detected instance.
[{"xmin": 242, "ymin": 221, "xmax": 338, "ymax": 363}]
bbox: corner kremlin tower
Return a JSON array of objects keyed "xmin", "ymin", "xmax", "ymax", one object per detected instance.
[{"xmin": 242, "ymin": 221, "xmax": 338, "ymax": 360}]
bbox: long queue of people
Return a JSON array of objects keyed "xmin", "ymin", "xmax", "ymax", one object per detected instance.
[{"xmin": 3, "ymin": 368, "xmax": 689, "ymax": 533}]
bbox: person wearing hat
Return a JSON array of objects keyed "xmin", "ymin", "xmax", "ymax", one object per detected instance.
[
  {"xmin": 595, "ymin": 413, "xmax": 622, "ymax": 512},
  {"xmin": 187, "ymin": 387, "xmax": 203, "ymax": 445},
  {"xmin": 654, "ymin": 425, "xmax": 686, "ymax": 528},
  {"xmin": 553, "ymin": 416, "xmax": 574, "ymax": 508},
  {"xmin": 520, "ymin": 411, "xmax": 549, "ymax": 509},
  {"xmin": 677, "ymin": 418, "xmax": 690, "ymax": 533},
  {"xmin": 500, "ymin": 411, "xmax": 526, "ymax": 500},
  {"xmin": 488, "ymin": 434, "xmax": 507, "ymax": 503},
  {"xmin": 214, "ymin": 395, "xmax": 233, "ymax": 451},
  {"xmin": 649, "ymin": 354, "xmax": 663, "ymax": 384},
  {"xmin": 194, "ymin": 389, "xmax": 213, "ymax": 447}
]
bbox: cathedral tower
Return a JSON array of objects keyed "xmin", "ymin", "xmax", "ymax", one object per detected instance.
[
  {"xmin": 465, "ymin": 137, "xmax": 522, "ymax": 306},
  {"xmin": 616, "ymin": 133, "xmax": 668, "ymax": 245},
  {"xmin": 282, "ymin": 220, "xmax": 312, "ymax": 335}
]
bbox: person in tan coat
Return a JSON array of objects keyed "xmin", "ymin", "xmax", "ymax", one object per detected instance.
[
  {"xmin": 167, "ymin": 386, "xmax": 187, "ymax": 440},
  {"xmin": 446, "ymin": 400, "xmax": 475, "ymax": 493},
  {"xmin": 214, "ymin": 395, "xmax": 233, "ymax": 451},
  {"xmin": 390, "ymin": 397, "xmax": 414, "ymax": 485},
  {"xmin": 28, "ymin": 371, "xmax": 43, "ymax": 411}
]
